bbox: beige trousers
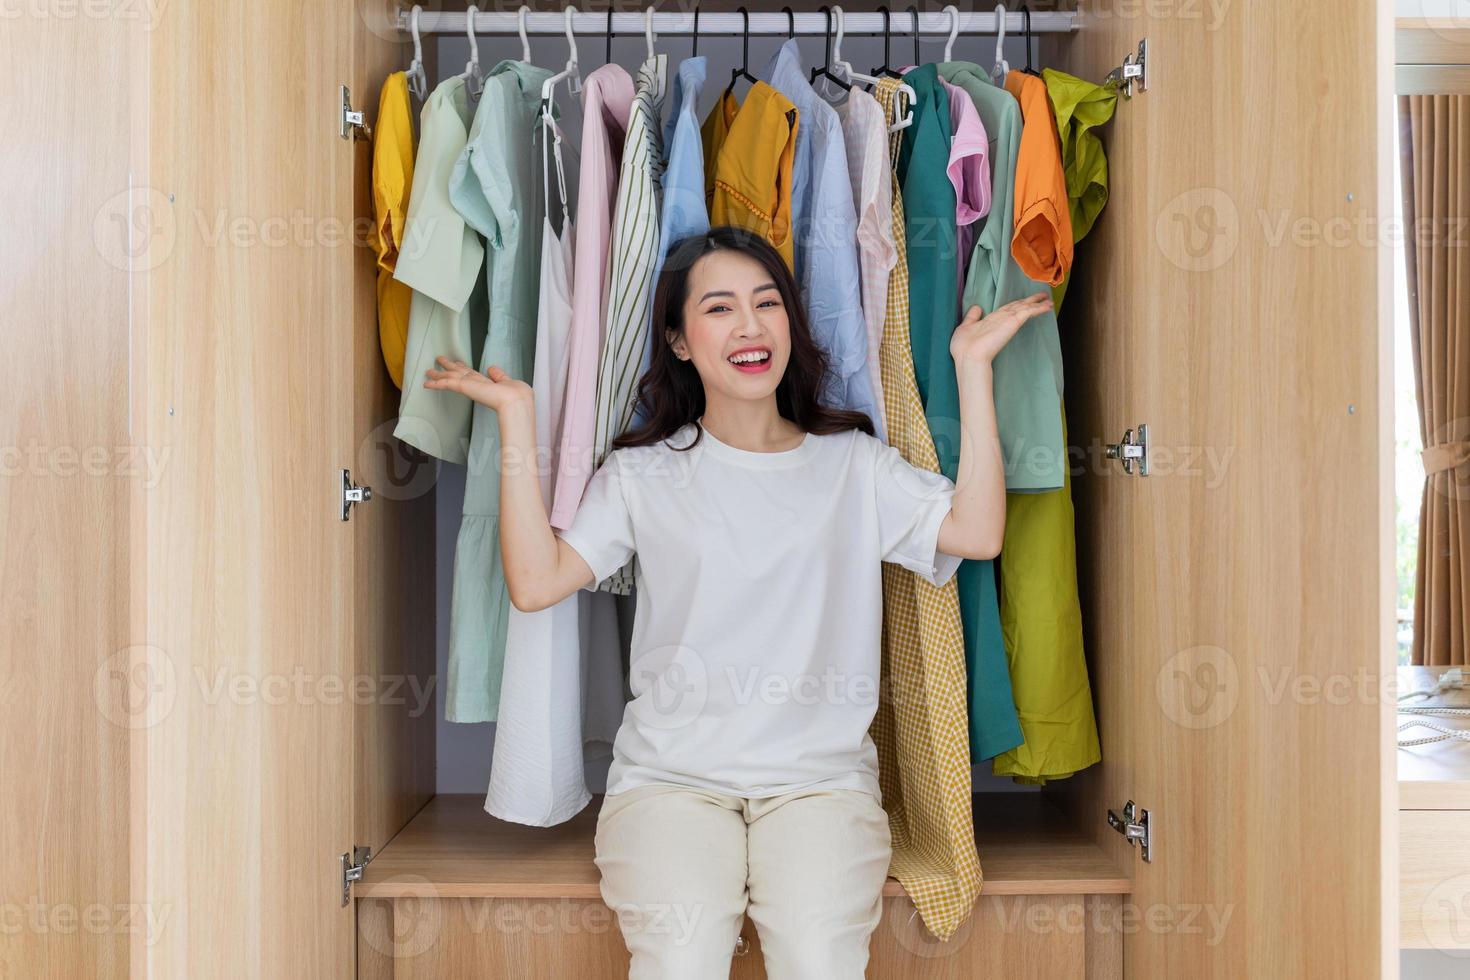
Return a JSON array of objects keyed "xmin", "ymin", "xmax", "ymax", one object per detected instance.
[{"xmin": 593, "ymin": 781, "xmax": 893, "ymax": 980}]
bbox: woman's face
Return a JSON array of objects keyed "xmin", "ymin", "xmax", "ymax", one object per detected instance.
[{"xmin": 667, "ymin": 248, "xmax": 791, "ymax": 405}]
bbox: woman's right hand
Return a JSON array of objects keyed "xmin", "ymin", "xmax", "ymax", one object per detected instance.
[{"xmin": 423, "ymin": 356, "xmax": 533, "ymax": 413}]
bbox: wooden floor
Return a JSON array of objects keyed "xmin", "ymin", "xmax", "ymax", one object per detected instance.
[{"xmin": 358, "ymin": 792, "xmax": 1131, "ymax": 900}]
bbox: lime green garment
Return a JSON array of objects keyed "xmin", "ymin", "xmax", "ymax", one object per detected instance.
[
  {"xmin": 991, "ymin": 69, "xmax": 1116, "ymax": 783},
  {"xmin": 442, "ymin": 60, "xmax": 554, "ymax": 723},
  {"xmin": 897, "ymin": 65, "xmax": 1022, "ymax": 761},
  {"xmin": 1042, "ymin": 68, "xmax": 1118, "ymax": 311},
  {"xmin": 939, "ymin": 63, "xmax": 1065, "ymax": 493},
  {"xmin": 393, "ymin": 76, "xmax": 488, "ymax": 464}
]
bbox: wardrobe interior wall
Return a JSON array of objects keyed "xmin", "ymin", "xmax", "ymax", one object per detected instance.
[{"xmin": 425, "ymin": 27, "xmax": 1049, "ymax": 795}]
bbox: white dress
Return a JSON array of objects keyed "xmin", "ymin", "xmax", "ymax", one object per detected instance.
[{"xmin": 485, "ymin": 115, "xmax": 624, "ymax": 825}]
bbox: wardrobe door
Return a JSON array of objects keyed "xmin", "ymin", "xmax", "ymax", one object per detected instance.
[
  {"xmin": 1051, "ymin": 2, "xmax": 1393, "ymax": 977},
  {"xmin": 138, "ymin": 1, "xmax": 361, "ymax": 976},
  {"xmin": 345, "ymin": 0, "xmax": 438, "ymax": 863}
]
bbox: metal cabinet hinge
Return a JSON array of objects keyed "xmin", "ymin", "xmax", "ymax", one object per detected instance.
[
  {"xmin": 1107, "ymin": 801, "xmax": 1152, "ymax": 862},
  {"xmin": 341, "ymin": 845, "xmax": 372, "ymax": 905},
  {"xmin": 340, "ymin": 84, "xmax": 373, "ymax": 141},
  {"xmin": 342, "ymin": 468, "xmax": 373, "ymax": 521},
  {"xmin": 1104, "ymin": 38, "xmax": 1148, "ymax": 98},
  {"xmin": 1105, "ymin": 423, "xmax": 1150, "ymax": 476}
]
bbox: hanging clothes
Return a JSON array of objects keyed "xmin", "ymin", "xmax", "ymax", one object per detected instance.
[
  {"xmin": 1042, "ymin": 68, "xmax": 1118, "ymax": 310},
  {"xmin": 1003, "ymin": 71, "xmax": 1074, "ymax": 288},
  {"xmin": 991, "ymin": 69, "xmax": 1115, "ymax": 784},
  {"xmin": 708, "ymin": 82, "xmax": 798, "ymax": 270},
  {"xmin": 938, "ymin": 62, "xmax": 1066, "ymax": 493},
  {"xmin": 868, "ymin": 76, "xmax": 982, "ymax": 943},
  {"xmin": 628, "ymin": 55, "xmax": 710, "ymax": 433},
  {"xmin": 897, "ymin": 64, "xmax": 1020, "ymax": 762},
  {"xmin": 701, "ymin": 88, "xmax": 738, "ymax": 208},
  {"xmin": 941, "ymin": 76, "xmax": 991, "ymax": 307},
  {"xmin": 834, "ymin": 86, "xmax": 894, "ymax": 445},
  {"xmin": 486, "ymin": 115, "xmax": 594, "ymax": 824},
  {"xmin": 369, "ymin": 71, "xmax": 416, "ymax": 390},
  {"xmin": 594, "ymin": 54, "xmax": 667, "ymax": 597},
  {"xmin": 759, "ymin": 38, "xmax": 882, "ymax": 432},
  {"xmin": 392, "ymin": 75, "xmax": 487, "ymax": 464},
  {"xmin": 549, "ymin": 64, "xmax": 633, "ymax": 532},
  {"xmin": 441, "ymin": 59, "xmax": 554, "ymax": 723}
]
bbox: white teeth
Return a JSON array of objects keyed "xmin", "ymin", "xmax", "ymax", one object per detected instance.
[{"xmin": 728, "ymin": 350, "xmax": 770, "ymax": 365}]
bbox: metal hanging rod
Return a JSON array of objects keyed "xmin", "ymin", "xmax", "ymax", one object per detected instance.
[{"xmin": 395, "ymin": 9, "xmax": 1077, "ymax": 36}]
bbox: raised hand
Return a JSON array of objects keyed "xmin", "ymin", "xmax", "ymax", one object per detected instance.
[
  {"xmin": 949, "ymin": 292, "xmax": 1054, "ymax": 368},
  {"xmin": 423, "ymin": 356, "xmax": 533, "ymax": 413}
]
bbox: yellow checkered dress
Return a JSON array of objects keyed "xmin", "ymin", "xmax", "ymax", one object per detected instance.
[{"xmin": 868, "ymin": 77, "xmax": 984, "ymax": 942}]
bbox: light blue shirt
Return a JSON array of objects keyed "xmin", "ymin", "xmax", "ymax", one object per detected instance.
[
  {"xmin": 759, "ymin": 38, "xmax": 883, "ymax": 439},
  {"xmin": 631, "ymin": 56, "xmax": 709, "ymax": 431}
]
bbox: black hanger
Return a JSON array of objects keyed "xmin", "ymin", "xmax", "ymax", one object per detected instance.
[
  {"xmin": 908, "ymin": 5, "xmax": 920, "ymax": 67},
  {"xmin": 606, "ymin": 7, "xmax": 613, "ymax": 64},
  {"xmin": 726, "ymin": 7, "xmax": 757, "ymax": 97},
  {"xmin": 809, "ymin": 6, "xmax": 852, "ymax": 90},
  {"xmin": 871, "ymin": 7, "xmax": 902, "ymax": 78},
  {"xmin": 692, "ymin": 3, "xmax": 700, "ymax": 59},
  {"xmin": 782, "ymin": 6, "xmax": 795, "ymax": 39},
  {"xmin": 1021, "ymin": 5, "xmax": 1042, "ymax": 75}
]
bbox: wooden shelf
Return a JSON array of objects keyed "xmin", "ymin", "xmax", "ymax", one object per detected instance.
[
  {"xmin": 1398, "ymin": 666, "xmax": 1470, "ymax": 809},
  {"xmin": 357, "ymin": 792, "xmax": 1131, "ymax": 900}
]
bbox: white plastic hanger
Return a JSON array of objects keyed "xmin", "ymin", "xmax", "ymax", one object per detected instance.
[
  {"xmin": 461, "ymin": 5, "xmax": 484, "ymax": 97},
  {"xmin": 405, "ymin": 4, "xmax": 429, "ymax": 100},
  {"xmin": 541, "ymin": 5, "xmax": 583, "ymax": 126},
  {"xmin": 943, "ymin": 4, "xmax": 960, "ymax": 62},
  {"xmin": 990, "ymin": 4, "xmax": 1010, "ymax": 84},
  {"xmin": 830, "ymin": 6, "xmax": 914, "ymax": 132},
  {"xmin": 517, "ymin": 5, "xmax": 532, "ymax": 63},
  {"xmin": 644, "ymin": 5, "xmax": 657, "ymax": 62}
]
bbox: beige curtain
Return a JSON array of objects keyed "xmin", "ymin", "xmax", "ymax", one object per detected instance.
[{"xmin": 1400, "ymin": 94, "xmax": 1470, "ymax": 665}]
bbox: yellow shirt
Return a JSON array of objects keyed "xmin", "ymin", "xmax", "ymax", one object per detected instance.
[
  {"xmin": 707, "ymin": 82, "xmax": 797, "ymax": 271},
  {"xmin": 369, "ymin": 72, "xmax": 416, "ymax": 389}
]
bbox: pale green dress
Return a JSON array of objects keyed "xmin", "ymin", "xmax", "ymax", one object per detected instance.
[
  {"xmin": 443, "ymin": 59, "xmax": 554, "ymax": 722},
  {"xmin": 393, "ymin": 75, "xmax": 488, "ymax": 463}
]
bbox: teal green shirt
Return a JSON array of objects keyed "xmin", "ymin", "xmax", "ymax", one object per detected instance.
[{"xmin": 940, "ymin": 62, "xmax": 1066, "ymax": 493}]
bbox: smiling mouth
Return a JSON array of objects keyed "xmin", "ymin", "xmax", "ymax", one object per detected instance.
[{"xmin": 727, "ymin": 349, "xmax": 772, "ymax": 372}]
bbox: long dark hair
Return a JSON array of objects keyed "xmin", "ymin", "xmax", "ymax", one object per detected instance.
[{"xmin": 614, "ymin": 226, "xmax": 875, "ymax": 451}]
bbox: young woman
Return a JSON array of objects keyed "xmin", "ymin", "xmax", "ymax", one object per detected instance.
[{"xmin": 423, "ymin": 226, "xmax": 1052, "ymax": 979}]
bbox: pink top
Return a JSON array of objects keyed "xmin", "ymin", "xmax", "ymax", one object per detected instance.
[
  {"xmin": 899, "ymin": 67, "xmax": 991, "ymax": 305},
  {"xmin": 550, "ymin": 65, "xmax": 634, "ymax": 529},
  {"xmin": 941, "ymin": 77, "xmax": 991, "ymax": 304}
]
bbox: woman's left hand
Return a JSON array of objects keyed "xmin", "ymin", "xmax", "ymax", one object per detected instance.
[{"xmin": 949, "ymin": 292, "xmax": 1054, "ymax": 368}]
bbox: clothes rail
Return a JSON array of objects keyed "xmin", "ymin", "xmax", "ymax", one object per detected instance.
[{"xmin": 395, "ymin": 9, "xmax": 1078, "ymax": 36}]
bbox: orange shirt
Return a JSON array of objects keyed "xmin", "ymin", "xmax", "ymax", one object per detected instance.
[
  {"xmin": 708, "ymin": 82, "xmax": 798, "ymax": 271},
  {"xmin": 1003, "ymin": 71, "xmax": 1073, "ymax": 287}
]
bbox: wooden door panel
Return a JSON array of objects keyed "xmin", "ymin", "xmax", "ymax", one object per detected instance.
[
  {"xmin": 347, "ymin": 0, "xmax": 437, "ymax": 862},
  {"xmin": 1051, "ymin": 3, "xmax": 1390, "ymax": 977},
  {"xmin": 139, "ymin": 1, "xmax": 359, "ymax": 976}
]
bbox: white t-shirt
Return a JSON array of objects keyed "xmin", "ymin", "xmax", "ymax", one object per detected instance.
[{"xmin": 556, "ymin": 421, "xmax": 962, "ymax": 802}]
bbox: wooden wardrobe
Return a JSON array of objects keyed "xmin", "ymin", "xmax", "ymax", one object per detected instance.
[{"xmin": 7, "ymin": 1, "xmax": 1396, "ymax": 977}]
